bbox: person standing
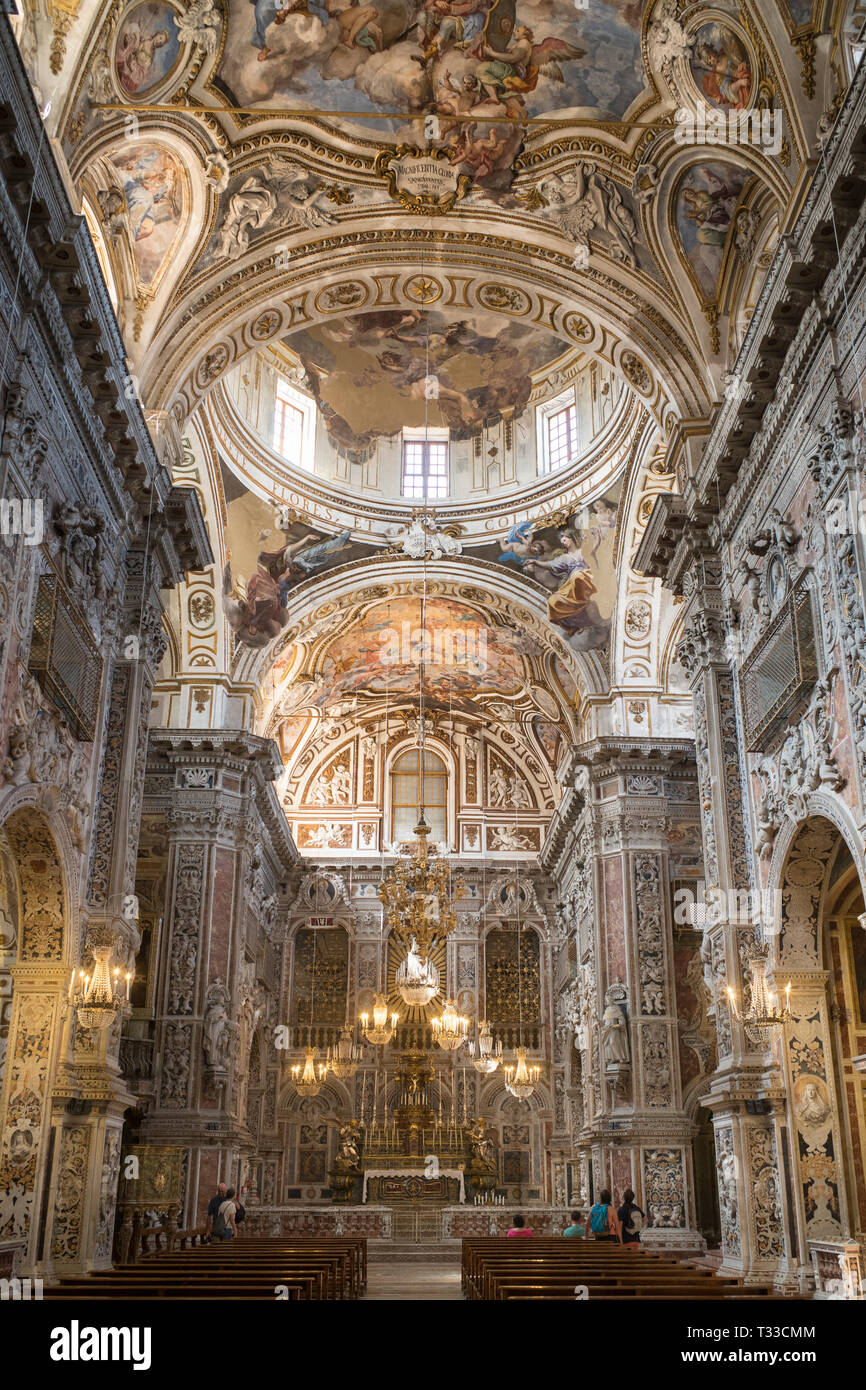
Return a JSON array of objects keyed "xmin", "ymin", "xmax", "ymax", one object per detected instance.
[
  {"xmin": 205, "ymin": 1181, "xmax": 227, "ymax": 1242},
  {"xmin": 588, "ymin": 1189, "xmax": 621, "ymax": 1242},
  {"xmin": 212, "ymin": 1187, "xmax": 239, "ymax": 1241},
  {"xmin": 617, "ymin": 1188, "xmax": 645, "ymax": 1248},
  {"xmin": 563, "ymin": 1210, "xmax": 585, "ymax": 1237}
]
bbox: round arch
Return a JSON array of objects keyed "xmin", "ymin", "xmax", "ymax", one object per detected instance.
[{"xmin": 0, "ymin": 800, "xmax": 73, "ymax": 1262}]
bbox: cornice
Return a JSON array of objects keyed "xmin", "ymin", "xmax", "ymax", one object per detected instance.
[
  {"xmin": 562, "ymin": 736, "xmax": 696, "ymax": 782},
  {"xmin": 149, "ymin": 728, "xmax": 284, "ymax": 782}
]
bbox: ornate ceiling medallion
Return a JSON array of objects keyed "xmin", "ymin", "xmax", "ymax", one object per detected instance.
[{"xmin": 374, "ymin": 146, "xmax": 471, "ymax": 215}]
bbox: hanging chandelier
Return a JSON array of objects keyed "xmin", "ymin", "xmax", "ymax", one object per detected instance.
[
  {"xmin": 70, "ymin": 948, "xmax": 131, "ymax": 1032},
  {"xmin": 395, "ymin": 936, "xmax": 441, "ymax": 1006},
  {"xmin": 432, "ymin": 998, "xmax": 470, "ymax": 1051},
  {"xmin": 727, "ymin": 943, "xmax": 791, "ymax": 1033},
  {"xmin": 468, "ymin": 1019, "xmax": 502, "ymax": 1074},
  {"xmin": 292, "ymin": 1045, "xmax": 328, "ymax": 1097},
  {"xmin": 379, "ymin": 815, "xmax": 463, "ymax": 968},
  {"xmin": 360, "ymin": 994, "xmax": 400, "ymax": 1046},
  {"xmin": 327, "ymin": 1024, "xmax": 363, "ymax": 1079},
  {"xmin": 504, "ymin": 1046, "xmax": 540, "ymax": 1100}
]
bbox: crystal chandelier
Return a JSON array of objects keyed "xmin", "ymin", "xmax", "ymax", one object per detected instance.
[
  {"xmin": 70, "ymin": 947, "xmax": 131, "ymax": 1032},
  {"xmin": 727, "ymin": 943, "xmax": 791, "ymax": 1033},
  {"xmin": 379, "ymin": 814, "xmax": 463, "ymax": 966},
  {"xmin": 360, "ymin": 994, "xmax": 399, "ymax": 1046},
  {"xmin": 432, "ymin": 998, "xmax": 470, "ymax": 1051},
  {"xmin": 504, "ymin": 1046, "xmax": 540, "ymax": 1100},
  {"xmin": 327, "ymin": 1024, "xmax": 363, "ymax": 1078},
  {"xmin": 291, "ymin": 1045, "xmax": 328, "ymax": 1097},
  {"xmin": 468, "ymin": 1019, "xmax": 502, "ymax": 1074},
  {"xmin": 395, "ymin": 936, "xmax": 440, "ymax": 1006}
]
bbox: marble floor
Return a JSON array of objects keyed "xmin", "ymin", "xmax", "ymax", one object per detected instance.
[{"xmin": 364, "ymin": 1261, "xmax": 464, "ymax": 1300}]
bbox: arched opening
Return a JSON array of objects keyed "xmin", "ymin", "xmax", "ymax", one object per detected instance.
[
  {"xmin": 821, "ymin": 840, "xmax": 866, "ymax": 1242},
  {"xmin": 774, "ymin": 814, "xmax": 866, "ymax": 1262},
  {"xmin": 390, "ymin": 747, "xmax": 448, "ymax": 845},
  {"xmin": 0, "ymin": 806, "xmax": 68, "ymax": 1269},
  {"xmin": 691, "ymin": 1095, "xmax": 721, "ymax": 1248}
]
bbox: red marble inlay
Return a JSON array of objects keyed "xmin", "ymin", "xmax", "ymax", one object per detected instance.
[
  {"xmin": 604, "ymin": 857, "xmax": 626, "ymax": 984},
  {"xmin": 209, "ymin": 847, "xmax": 236, "ymax": 980}
]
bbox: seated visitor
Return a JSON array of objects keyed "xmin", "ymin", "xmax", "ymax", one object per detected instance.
[
  {"xmin": 617, "ymin": 1188, "xmax": 645, "ymax": 1247},
  {"xmin": 588, "ymin": 1189, "xmax": 621, "ymax": 1242},
  {"xmin": 563, "ymin": 1210, "xmax": 585, "ymax": 1237},
  {"xmin": 506, "ymin": 1213, "xmax": 534, "ymax": 1236}
]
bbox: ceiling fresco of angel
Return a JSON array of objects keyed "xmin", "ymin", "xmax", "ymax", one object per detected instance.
[
  {"xmin": 467, "ymin": 487, "xmax": 620, "ymax": 653},
  {"xmin": 211, "ymin": 0, "xmax": 643, "ymax": 194}
]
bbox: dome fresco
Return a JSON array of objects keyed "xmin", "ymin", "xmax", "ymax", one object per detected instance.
[{"xmin": 283, "ymin": 308, "xmax": 572, "ymax": 450}]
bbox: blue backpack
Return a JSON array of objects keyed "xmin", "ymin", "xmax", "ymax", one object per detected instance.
[{"xmin": 589, "ymin": 1202, "xmax": 609, "ymax": 1234}]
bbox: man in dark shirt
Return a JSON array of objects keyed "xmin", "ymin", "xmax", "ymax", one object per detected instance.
[{"xmin": 205, "ymin": 1182, "xmax": 227, "ymax": 1241}]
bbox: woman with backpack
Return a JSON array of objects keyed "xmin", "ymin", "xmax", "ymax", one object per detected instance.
[
  {"xmin": 617, "ymin": 1188, "xmax": 645, "ymax": 1249},
  {"xmin": 211, "ymin": 1186, "xmax": 238, "ymax": 1242},
  {"xmin": 588, "ymin": 1188, "xmax": 621, "ymax": 1242}
]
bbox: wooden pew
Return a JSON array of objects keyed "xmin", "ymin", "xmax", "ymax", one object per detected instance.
[
  {"xmin": 460, "ymin": 1238, "xmax": 793, "ymax": 1302},
  {"xmin": 46, "ymin": 1237, "xmax": 366, "ymax": 1302}
]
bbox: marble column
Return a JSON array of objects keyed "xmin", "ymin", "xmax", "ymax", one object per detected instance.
[
  {"xmin": 144, "ymin": 731, "xmax": 295, "ymax": 1231},
  {"xmin": 564, "ymin": 738, "xmax": 704, "ymax": 1249},
  {"xmin": 664, "ymin": 517, "xmax": 795, "ymax": 1282},
  {"xmin": 42, "ymin": 572, "xmax": 168, "ymax": 1275}
]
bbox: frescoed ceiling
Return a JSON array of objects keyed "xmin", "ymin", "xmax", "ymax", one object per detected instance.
[
  {"xmin": 12, "ymin": 0, "xmax": 865, "ymax": 851},
  {"xmin": 35, "ymin": 0, "xmax": 846, "ymax": 430},
  {"xmin": 284, "ymin": 307, "xmax": 571, "ymax": 449}
]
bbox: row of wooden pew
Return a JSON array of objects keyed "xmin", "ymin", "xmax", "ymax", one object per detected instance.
[
  {"xmin": 44, "ymin": 1237, "xmax": 366, "ymax": 1301},
  {"xmin": 461, "ymin": 1239, "xmax": 805, "ymax": 1301}
]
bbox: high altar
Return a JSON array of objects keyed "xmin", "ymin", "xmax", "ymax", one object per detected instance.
[{"xmin": 330, "ymin": 1050, "xmax": 499, "ymax": 1207}]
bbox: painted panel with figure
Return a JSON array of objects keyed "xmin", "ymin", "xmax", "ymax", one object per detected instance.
[
  {"xmin": 468, "ymin": 488, "xmax": 620, "ymax": 652},
  {"xmin": 674, "ymin": 163, "xmax": 750, "ymax": 301},
  {"xmin": 115, "ymin": 2, "xmax": 183, "ymax": 95},
  {"xmin": 107, "ymin": 143, "xmax": 185, "ymax": 287},
  {"xmin": 221, "ymin": 463, "xmax": 379, "ymax": 648},
  {"xmin": 688, "ymin": 22, "xmax": 753, "ymax": 112}
]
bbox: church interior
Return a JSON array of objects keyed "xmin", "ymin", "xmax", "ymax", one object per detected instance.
[{"xmin": 0, "ymin": 0, "xmax": 866, "ymax": 1318}]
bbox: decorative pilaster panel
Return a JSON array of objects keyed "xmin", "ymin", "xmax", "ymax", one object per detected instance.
[
  {"xmin": 715, "ymin": 1124, "xmax": 742, "ymax": 1258},
  {"xmin": 785, "ymin": 991, "xmax": 845, "ymax": 1242},
  {"xmin": 49, "ymin": 1125, "xmax": 91, "ymax": 1263},
  {"xmin": 642, "ymin": 1146, "xmax": 687, "ymax": 1233},
  {"xmin": 94, "ymin": 1127, "xmax": 122, "ymax": 1264},
  {"xmin": 634, "ymin": 853, "xmax": 666, "ymax": 1016},
  {"xmin": 0, "ymin": 989, "xmax": 57, "ymax": 1247},
  {"xmin": 166, "ymin": 844, "xmax": 206, "ymax": 1017},
  {"xmin": 159, "ymin": 1021, "xmax": 193, "ymax": 1109},
  {"xmin": 747, "ymin": 1124, "xmax": 785, "ymax": 1260}
]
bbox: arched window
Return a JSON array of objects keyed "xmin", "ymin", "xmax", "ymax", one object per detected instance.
[{"xmin": 391, "ymin": 748, "xmax": 447, "ymax": 844}]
